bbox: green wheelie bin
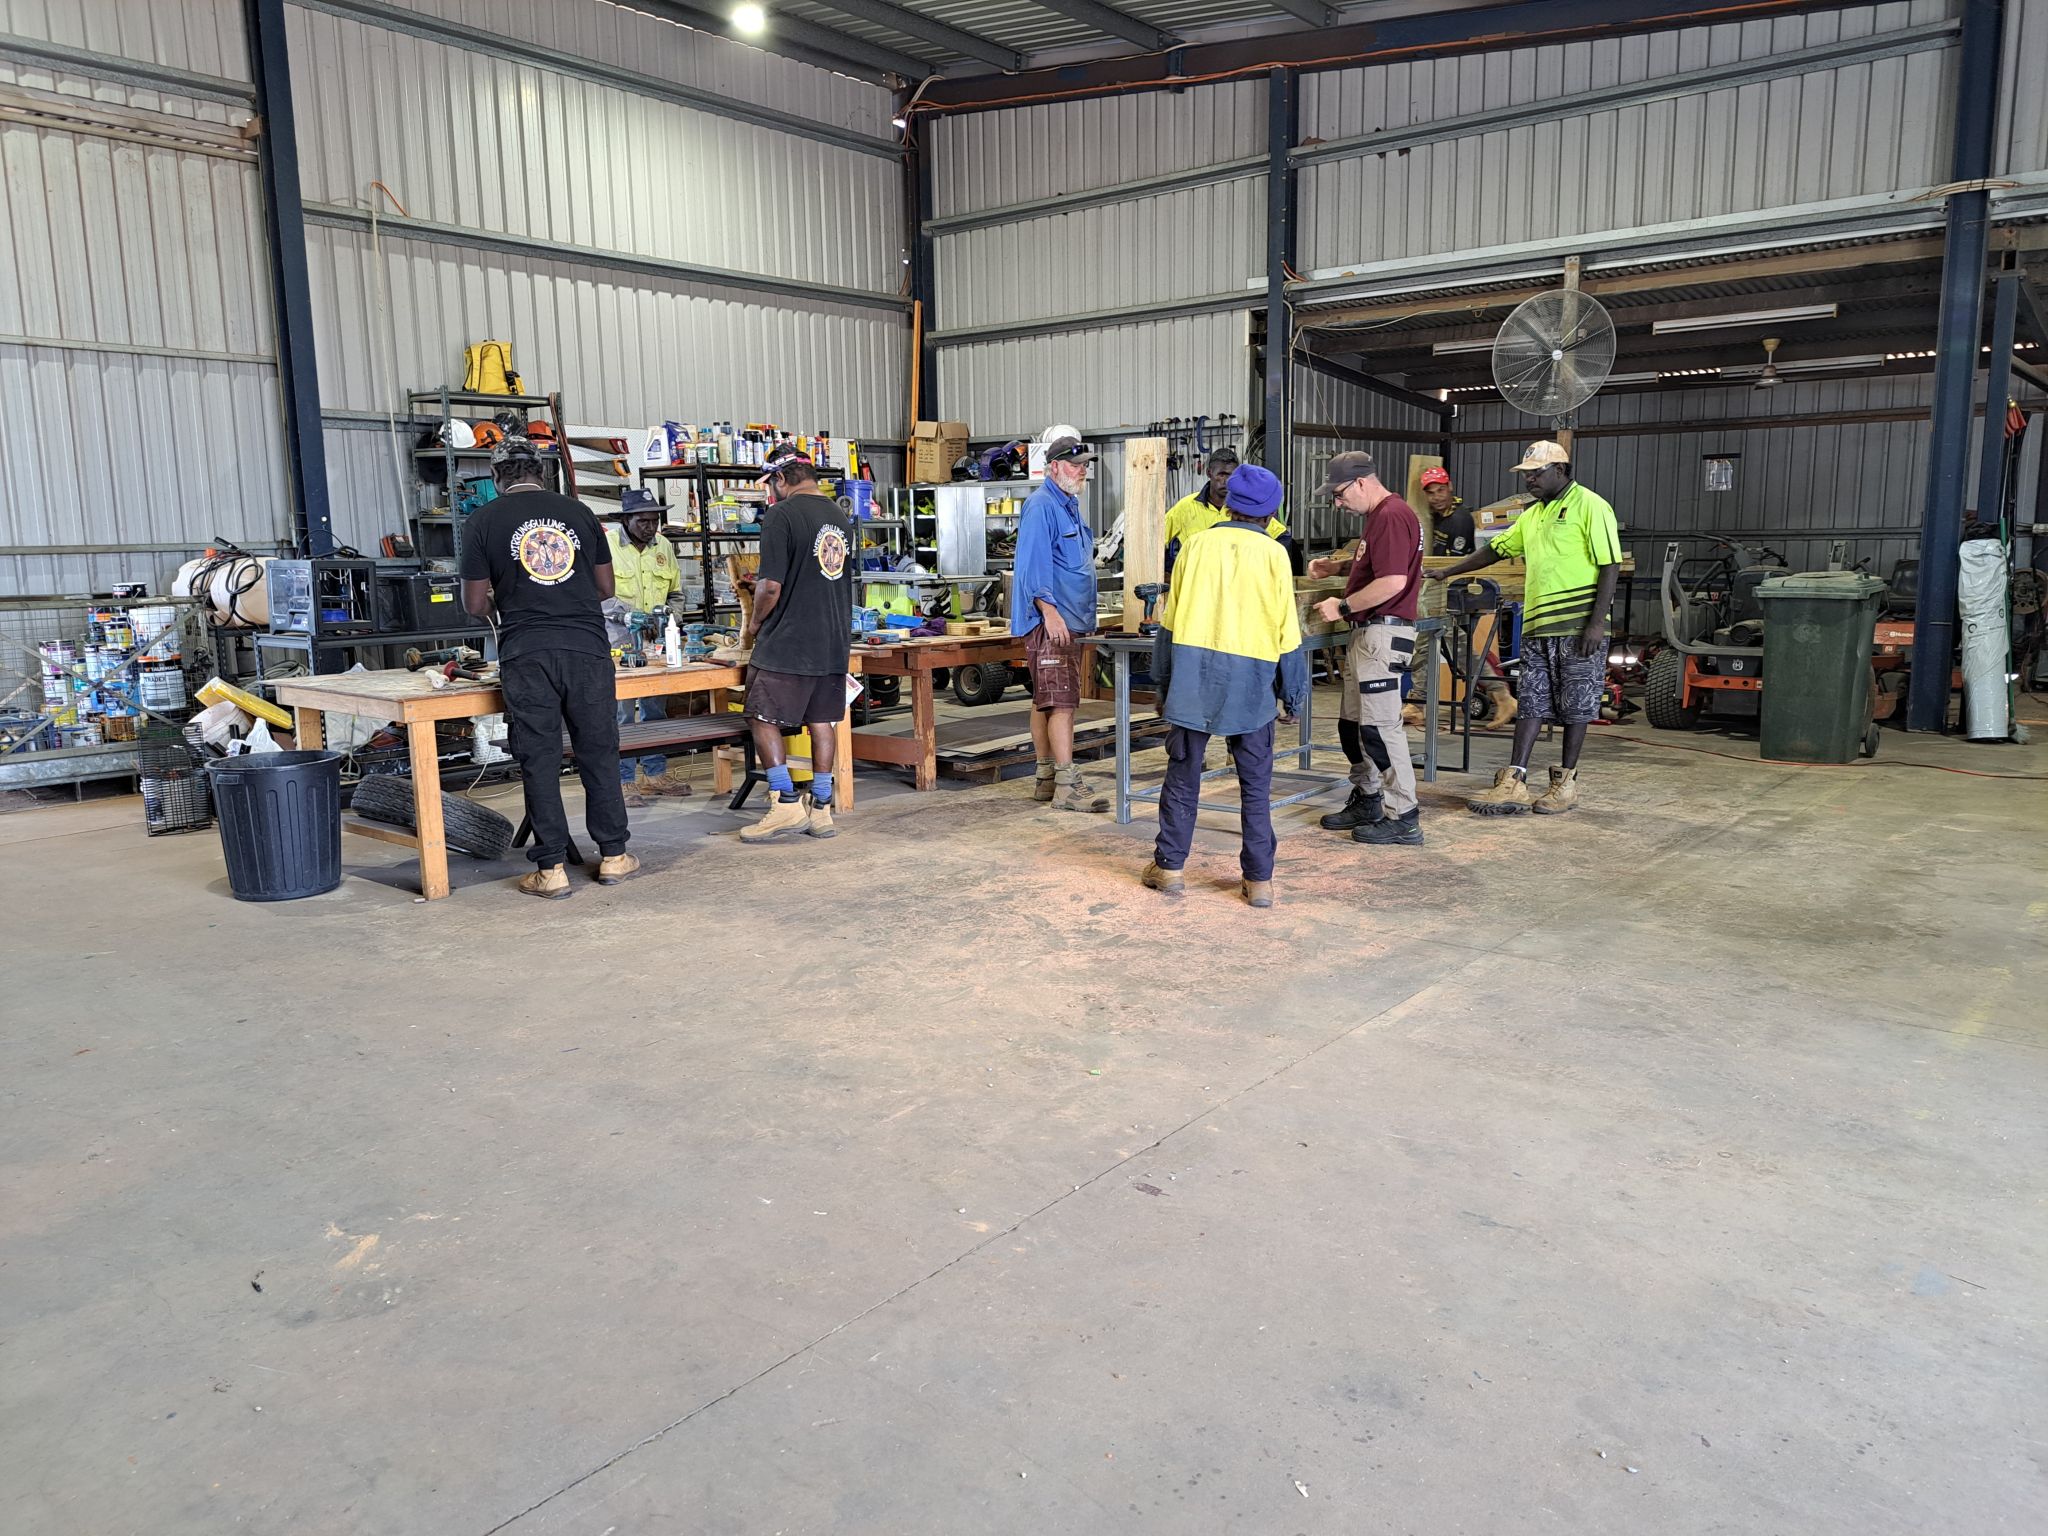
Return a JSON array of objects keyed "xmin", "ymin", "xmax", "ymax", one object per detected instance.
[{"xmin": 1756, "ymin": 571, "xmax": 1887, "ymax": 763}]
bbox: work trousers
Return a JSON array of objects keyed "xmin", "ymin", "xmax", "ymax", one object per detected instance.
[
  {"xmin": 501, "ymin": 649, "xmax": 630, "ymax": 868},
  {"xmin": 1337, "ymin": 623, "xmax": 1419, "ymax": 817},
  {"xmin": 1153, "ymin": 721, "xmax": 1276, "ymax": 882}
]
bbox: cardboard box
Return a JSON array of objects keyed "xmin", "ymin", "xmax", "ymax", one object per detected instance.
[{"xmin": 907, "ymin": 420, "xmax": 969, "ymax": 484}]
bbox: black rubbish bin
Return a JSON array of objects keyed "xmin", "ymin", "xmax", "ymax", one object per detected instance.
[
  {"xmin": 205, "ymin": 750, "xmax": 344, "ymax": 901},
  {"xmin": 1756, "ymin": 572, "xmax": 1886, "ymax": 763}
]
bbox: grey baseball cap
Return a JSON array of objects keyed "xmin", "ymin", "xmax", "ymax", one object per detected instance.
[
  {"xmin": 1044, "ymin": 435, "xmax": 1097, "ymax": 464},
  {"xmin": 1317, "ymin": 450, "xmax": 1376, "ymax": 497}
]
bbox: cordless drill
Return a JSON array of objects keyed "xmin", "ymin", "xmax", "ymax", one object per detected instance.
[{"xmin": 1133, "ymin": 583, "xmax": 1168, "ymax": 635}]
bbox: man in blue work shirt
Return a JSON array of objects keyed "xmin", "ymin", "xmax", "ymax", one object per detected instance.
[{"xmin": 1012, "ymin": 432, "xmax": 1108, "ymax": 813}]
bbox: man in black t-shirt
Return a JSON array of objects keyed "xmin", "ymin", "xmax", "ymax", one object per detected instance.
[
  {"xmin": 460, "ymin": 434, "xmax": 634, "ymax": 897},
  {"xmin": 1422, "ymin": 467, "xmax": 1475, "ymax": 556},
  {"xmin": 736, "ymin": 445, "xmax": 853, "ymax": 844}
]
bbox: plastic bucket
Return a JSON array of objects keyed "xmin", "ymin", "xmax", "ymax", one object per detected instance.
[{"xmin": 205, "ymin": 750, "xmax": 344, "ymax": 901}]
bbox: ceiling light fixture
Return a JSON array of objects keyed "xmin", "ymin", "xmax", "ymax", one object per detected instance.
[
  {"xmin": 1652, "ymin": 303, "xmax": 1839, "ymax": 335},
  {"xmin": 732, "ymin": 2, "xmax": 766, "ymax": 35},
  {"xmin": 1429, "ymin": 338, "xmax": 1496, "ymax": 356}
]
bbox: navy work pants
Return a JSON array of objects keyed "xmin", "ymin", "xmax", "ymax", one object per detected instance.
[{"xmin": 1153, "ymin": 721, "xmax": 1276, "ymax": 882}]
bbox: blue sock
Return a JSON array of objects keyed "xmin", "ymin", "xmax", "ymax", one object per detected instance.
[
  {"xmin": 812, "ymin": 771, "xmax": 834, "ymax": 806},
  {"xmin": 768, "ymin": 764, "xmax": 795, "ymax": 799}
]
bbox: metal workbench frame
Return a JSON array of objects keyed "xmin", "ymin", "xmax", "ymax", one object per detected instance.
[{"xmin": 1102, "ymin": 620, "xmax": 1445, "ymax": 827}]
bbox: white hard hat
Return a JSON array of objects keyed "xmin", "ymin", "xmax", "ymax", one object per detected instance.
[
  {"xmin": 437, "ymin": 418, "xmax": 477, "ymax": 450},
  {"xmin": 1041, "ymin": 423, "xmax": 1081, "ymax": 446}
]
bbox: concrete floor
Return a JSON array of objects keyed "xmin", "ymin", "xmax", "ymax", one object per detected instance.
[{"xmin": 5, "ymin": 693, "xmax": 2046, "ymax": 1535}]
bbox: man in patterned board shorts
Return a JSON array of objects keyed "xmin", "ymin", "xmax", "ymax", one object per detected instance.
[{"xmin": 1425, "ymin": 440, "xmax": 1622, "ymax": 816}]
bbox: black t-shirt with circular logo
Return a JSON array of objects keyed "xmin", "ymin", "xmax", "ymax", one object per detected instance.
[
  {"xmin": 753, "ymin": 492, "xmax": 853, "ymax": 677},
  {"xmin": 458, "ymin": 488, "xmax": 612, "ymax": 661}
]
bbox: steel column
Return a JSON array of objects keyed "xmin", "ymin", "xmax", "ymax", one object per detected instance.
[
  {"xmin": 245, "ymin": 0, "xmax": 332, "ymax": 557},
  {"xmin": 1909, "ymin": 0, "xmax": 2005, "ymax": 731},
  {"xmin": 1263, "ymin": 68, "xmax": 1297, "ymax": 474},
  {"xmin": 909, "ymin": 125, "xmax": 940, "ymax": 426},
  {"xmin": 1974, "ymin": 272, "xmax": 2021, "ymax": 531}
]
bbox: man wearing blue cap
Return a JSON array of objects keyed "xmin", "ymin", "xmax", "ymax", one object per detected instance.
[{"xmin": 1142, "ymin": 464, "xmax": 1307, "ymax": 909}]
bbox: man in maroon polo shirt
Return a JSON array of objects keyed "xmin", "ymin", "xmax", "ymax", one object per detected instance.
[{"xmin": 1308, "ymin": 450, "xmax": 1425, "ymax": 847}]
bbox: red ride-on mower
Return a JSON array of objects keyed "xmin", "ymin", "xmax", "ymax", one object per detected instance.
[
  {"xmin": 1646, "ymin": 538, "xmax": 1784, "ymax": 733},
  {"xmin": 1646, "ymin": 538, "xmax": 1882, "ymax": 757}
]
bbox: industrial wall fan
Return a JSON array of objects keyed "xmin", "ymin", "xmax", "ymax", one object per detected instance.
[{"xmin": 1490, "ymin": 290, "xmax": 1617, "ymax": 420}]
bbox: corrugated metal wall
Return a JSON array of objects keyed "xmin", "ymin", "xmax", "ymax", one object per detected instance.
[
  {"xmin": 928, "ymin": 79, "xmax": 1262, "ymax": 525},
  {"xmin": 0, "ymin": 43, "xmax": 287, "ymax": 599},
  {"xmin": 381, "ymin": 0, "xmax": 893, "ymax": 140},
  {"xmin": 934, "ymin": 178, "xmax": 1261, "ymax": 330},
  {"xmin": 1298, "ymin": 1, "xmax": 1957, "ymax": 271},
  {"xmin": 941, "ymin": 311, "xmax": 1251, "ymax": 529},
  {"xmin": 0, "ymin": 0, "xmax": 250, "ymax": 81},
  {"xmin": 1999, "ymin": 0, "xmax": 2048, "ymax": 176},
  {"xmin": 1445, "ymin": 376, "xmax": 1949, "ymax": 592},
  {"xmin": 1288, "ymin": 367, "xmax": 1444, "ymax": 552},
  {"xmin": 928, "ymin": 78, "xmax": 1264, "ymax": 218},
  {"xmin": 290, "ymin": 0, "xmax": 909, "ymax": 556}
]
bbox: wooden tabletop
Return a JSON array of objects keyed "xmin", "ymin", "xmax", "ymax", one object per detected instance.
[{"xmin": 273, "ymin": 661, "xmax": 745, "ymax": 723}]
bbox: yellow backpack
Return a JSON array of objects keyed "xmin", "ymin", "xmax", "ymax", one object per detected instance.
[{"xmin": 461, "ymin": 340, "xmax": 522, "ymax": 395}]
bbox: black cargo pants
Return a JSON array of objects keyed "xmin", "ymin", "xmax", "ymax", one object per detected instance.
[{"xmin": 500, "ymin": 649, "xmax": 630, "ymax": 867}]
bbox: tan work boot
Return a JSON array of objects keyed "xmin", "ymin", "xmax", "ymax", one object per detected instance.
[
  {"xmin": 1032, "ymin": 766, "xmax": 1057, "ymax": 803},
  {"xmin": 648, "ymin": 767, "xmax": 694, "ymax": 798},
  {"xmin": 804, "ymin": 795, "xmax": 837, "ymax": 838},
  {"xmin": 1053, "ymin": 770, "xmax": 1110, "ymax": 814},
  {"xmin": 740, "ymin": 794, "xmax": 811, "ymax": 843},
  {"xmin": 1141, "ymin": 862, "xmax": 1185, "ymax": 896},
  {"xmin": 595, "ymin": 852, "xmax": 640, "ymax": 885},
  {"xmin": 1468, "ymin": 766, "xmax": 1534, "ymax": 816},
  {"xmin": 518, "ymin": 865, "xmax": 572, "ymax": 900},
  {"xmin": 622, "ymin": 778, "xmax": 652, "ymax": 810},
  {"xmin": 1530, "ymin": 766, "xmax": 1579, "ymax": 815},
  {"xmin": 1241, "ymin": 879, "xmax": 1275, "ymax": 909}
]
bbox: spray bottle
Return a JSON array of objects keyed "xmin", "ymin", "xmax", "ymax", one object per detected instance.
[{"xmin": 663, "ymin": 613, "xmax": 683, "ymax": 669}]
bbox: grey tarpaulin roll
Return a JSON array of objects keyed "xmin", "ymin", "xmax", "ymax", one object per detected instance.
[{"xmin": 1957, "ymin": 540, "xmax": 2010, "ymax": 741}]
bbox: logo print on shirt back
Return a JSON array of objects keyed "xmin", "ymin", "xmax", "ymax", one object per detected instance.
[
  {"xmin": 813, "ymin": 525, "xmax": 848, "ymax": 581},
  {"xmin": 513, "ymin": 520, "xmax": 578, "ymax": 585}
]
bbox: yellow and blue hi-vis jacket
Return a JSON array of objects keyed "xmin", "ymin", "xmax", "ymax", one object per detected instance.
[{"xmin": 1151, "ymin": 519, "xmax": 1309, "ymax": 737}]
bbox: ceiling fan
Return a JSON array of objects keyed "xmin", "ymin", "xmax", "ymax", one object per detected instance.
[{"xmin": 1752, "ymin": 337, "xmax": 1783, "ymax": 391}]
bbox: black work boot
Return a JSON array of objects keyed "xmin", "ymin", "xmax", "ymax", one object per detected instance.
[
  {"xmin": 1353, "ymin": 809, "xmax": 1423, "ymax": 846},
  {"xmin": 1320, "ymin": 785, "xmax": 1384, "ymax": 831}
]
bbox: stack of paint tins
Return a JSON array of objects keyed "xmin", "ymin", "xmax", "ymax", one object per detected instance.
[
  {"xmin": 130, "ymin": 604, "xmax": 187, "ymax": 713},
  {"xmin": 37, "ymin": 641, "xmax": 79, "ymax": 726}
]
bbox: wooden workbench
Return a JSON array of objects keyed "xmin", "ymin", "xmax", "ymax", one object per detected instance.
[
  {"xmin": 849, "ymin": 631, "xmax": 1104, "ymax": 791},
  {"xmin": 273, "ymin": 659, "xmax": 857, "ymax": 900}
]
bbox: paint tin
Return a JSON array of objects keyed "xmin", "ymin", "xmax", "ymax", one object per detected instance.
[
  {"xmin": 61, "ymin": 723, "xmax": 101, "ymax": 748},
  {"xmin": 130, "ymin": 605, "xmax": 178, "ymax": 659},
  {"xmin": 138, "ymin": 660, "xmax": 187, "ymax": 711}
]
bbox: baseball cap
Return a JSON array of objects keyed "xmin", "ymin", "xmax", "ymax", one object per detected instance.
[
  {"xmin": 1317, "ymin": 450, "xmax": 1376, "ymax": 497},
  {"xmin": 1420, "ymin": 466, "xmax": 1452, "ymax": 488},
  {"xmin": 490, "ymin": 432, "xmax": 548, "ymax": 471},
  {"xmin": 760, "ymin": 441, "xmax": 816, "ymax": 483},
  {"xmin": 1044, "ymin": 434, "xmax": 1097, "ymax": 465},
  {"xmin": 1511, "ymin": 440, "xmax": 1570, "ymax": 471}
]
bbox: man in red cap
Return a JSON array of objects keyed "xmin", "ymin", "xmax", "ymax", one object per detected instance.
[{"xmin": 1421, "ymin": 467, "xmax": 1475, "ymax": 557}]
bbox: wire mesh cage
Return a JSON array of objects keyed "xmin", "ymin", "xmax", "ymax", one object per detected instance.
[{"xmin": 140, "ymin": 737, "xmax": 214, "ymax": 836}]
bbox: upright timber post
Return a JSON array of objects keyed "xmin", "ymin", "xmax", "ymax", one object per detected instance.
[
  {"xmin": 244, "ymin": 0, "xmax": 332, "ymax": 556},
  {"xmin": 1263, "ymin": 67, "xmax": 1297, "ymax": 476},
  {"xmin": 1909, "ymin": 0, "xmax": 2005, "ymax": 731}
]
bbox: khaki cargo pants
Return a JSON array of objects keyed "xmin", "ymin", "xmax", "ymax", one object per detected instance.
[{"xmin": 1337, "ymin": 622, "xmax": 1418, "ymax": 817}]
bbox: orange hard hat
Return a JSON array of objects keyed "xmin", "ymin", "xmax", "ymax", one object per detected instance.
[{"xmin": 471, "ymin": 422, "xmax": 504, "ymax": 448}]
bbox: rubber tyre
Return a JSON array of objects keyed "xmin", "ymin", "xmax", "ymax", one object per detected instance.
[
  {"xmin": 1645, "ymin": 648, "xmax": 1700, "ymax": 730},
  {"xmin": 866, "ymin": 675, "xmax": 900, "ymax": 708},
  {"xmin": 952, "ymin": 661, "xmax": 1009, "ymax": 706},
  {"xmin": 349, "ymin": 771, "xmax": 516, "ymax": 860}
]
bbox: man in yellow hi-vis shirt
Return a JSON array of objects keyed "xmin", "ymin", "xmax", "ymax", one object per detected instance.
[
  {"xmin": 1142, "ymin": 465, "xmax": 1308, "ymax": 909},
  {"xmin": 1164, "ymin": 447, "xmax": 1290, "ymax": 578},
  {"xmin": 606, "ymin": 488, "xmax": 686, "ymax": 803}
]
